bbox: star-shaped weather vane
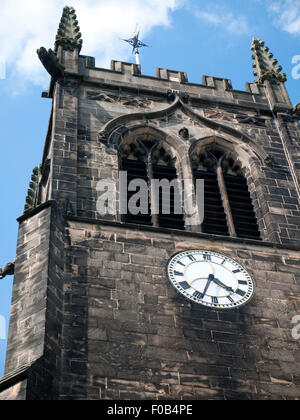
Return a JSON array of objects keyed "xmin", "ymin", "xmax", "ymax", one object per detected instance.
[{"xmin": 121, "ymin": 24, "xmax": 150, "ymax": 66}]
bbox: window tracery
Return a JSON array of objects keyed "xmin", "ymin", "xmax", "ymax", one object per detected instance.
[
  {"xmin": 119, "ymin": 139, "xmax": 185, "ymax": 230},
  {"xmin": 119, "ymin": 135, "xmax": 261, "ymax": 240},
  {"xmin": 191, "ymin": 146, "xmax": 261, "ymax": 240}
]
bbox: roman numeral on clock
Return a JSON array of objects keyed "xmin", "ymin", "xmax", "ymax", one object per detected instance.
[
  {"xmin": 174, "ymin": 271, "xmax": 184, "ymax": 277},
  {"xmin": 238, "ymin": 280, "xmax": 248, "ymax": 286},
  {"xmin": 188, "ymin": 255, "xmax": 196, "ymax": 262},
  {"xmin": 177, "ymin": 261, "xmax": 186, "ymax": 267},
  {"xmin": 193, "ymin": 291, "xmax": 204, "ymax": 299},
  {"xmin": 179, "ymin": 281, "xmax": 191, "ymax": 290},
  {"xmin": 236, "ymin": 289, "xmax": 246, "ymax": 297}
]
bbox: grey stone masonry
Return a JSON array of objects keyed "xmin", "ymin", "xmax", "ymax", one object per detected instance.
[
  {"xmin": 1, "ymin": 202, "xmax": 66, "ymax": 400},
  {"xmin": 60, "ymin": 219, "xmax": 300, "ymax": 400},
  {"xmin": 1, "ymin": 202, "xmax": 300, "ymax": 400},
  {"xmin": 38, "ymin": 49, "xmax": 300, "ymax": 246},
  {"xmin": 1, "ymin": 27, "xmax": 300, "ymax": 400}
]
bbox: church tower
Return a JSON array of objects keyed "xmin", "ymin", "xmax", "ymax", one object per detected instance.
[{"xmin": 1, "ymin": 7, "xmax": 300, "ymax": 400}]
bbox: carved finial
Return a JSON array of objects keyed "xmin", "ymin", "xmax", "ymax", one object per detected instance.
[
  {"xmin": 251, "ymin": 38, "xmax": 287, "ymax": 84},
  {"xmin": 55, "ymin": 6, "xmax": 83, "ymax": 52},
  {"xmin": 24, "ymin": 166, "xmax": 41, "ymax": 214}
]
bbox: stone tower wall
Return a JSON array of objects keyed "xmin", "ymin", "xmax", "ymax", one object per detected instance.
[
  {"xmin": 1, "ymin": 41, "xmax": 300, "ymax": 400},
  {"xmin": 39, "ymin": 57, "xmax": 300, "ymax": 245}
]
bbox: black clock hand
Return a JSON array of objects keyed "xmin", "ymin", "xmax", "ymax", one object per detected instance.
[
  {"xmin": 212, "ymin": 277, "xmax": 234, "ymax": 293},
  {"xmin": 201, "ymin": 274, "xmax": 214, "ymax": 297}
]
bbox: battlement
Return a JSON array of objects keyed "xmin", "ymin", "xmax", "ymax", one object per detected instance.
[
  {"xmin": 156, "ymin": 67, "xmax": 188, "ymax": 83},
  {"xmin": 75, "ymin": 55, "xmax": 293, "ymax": 112},
  {"xmin": 37, "ymin": 5, "xmax": 295, "ymax": 115}
]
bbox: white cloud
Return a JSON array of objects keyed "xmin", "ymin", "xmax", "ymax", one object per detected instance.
[
  {"xmin": 0, "ymin": 0, "xmax": 183, "ymax": 89},
  {"xmin": 193, "ymin": 6, "xmax": 252, "ymax": 36},
  {"xmin": 266, "ymin": 0, "xmax": 300, "ymax": 35}
]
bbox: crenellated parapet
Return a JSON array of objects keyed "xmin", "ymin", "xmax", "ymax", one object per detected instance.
[
  {"xmin": 79, "ymin": 57, "xmax": 294, "ymax": 113},
  {"xmin": 36, "ymin": 7, "xmax": 297, "ymax": 115}
]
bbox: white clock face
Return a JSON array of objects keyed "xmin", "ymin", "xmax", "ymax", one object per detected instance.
[{"xmin": 167, "ymin": 250, "xmax": 255, "ymax": 309}]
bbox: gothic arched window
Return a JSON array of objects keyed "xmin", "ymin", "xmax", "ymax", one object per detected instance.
[
  {"xmin": 192, "ymin": 150, "xmax": 229, "ymax": 237},
  {"xmin": 120, "ymin": 140, "xmax": 151, "ymax": 226},
  {"xmin": 191, "ymin": 147, "xmax": 261, "ymax": 241},
  {"xmin": 120, "ymin": 138, "xmax": 185, "ymax": 230}
]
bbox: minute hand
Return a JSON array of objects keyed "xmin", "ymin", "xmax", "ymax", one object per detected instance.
[
  {"xmin": 202, "ymin": 274, "xmax": 214, "ymax": 296},
  {"xmin": 212, "ymin": 277, "xmax": 234, "ymax": 292}
]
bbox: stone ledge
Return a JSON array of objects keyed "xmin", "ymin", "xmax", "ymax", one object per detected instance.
[
  {"xmin": 0, "ymin": 364, "xmax": 30, "ymax": 393},
  {"xmin": 80, "ymin": 76, "xmax": 273, "ymax": 114},
  {"xmin": 16, "ymin": 201, "xmax": 300, "ymax": 252},
  {"xmin": 66, "ymin": 215, "xmax": 300, "ymax": 252},
  {"xmin": 17, "ymin": 201, "xmax": 54, "ymax": 223}
]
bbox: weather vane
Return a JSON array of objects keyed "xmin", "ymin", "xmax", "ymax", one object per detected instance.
[{"xmin": 121, "ymin": 24, "xmax": 149, "ymax": 66}]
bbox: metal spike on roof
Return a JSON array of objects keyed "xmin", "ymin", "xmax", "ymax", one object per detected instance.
[
  {"xmin": 121, "ymin": 24, "xmax": 149, "ymax": 66},
  {"xmin": 251, "ymin": 38, "xmax": 287, "ymax": 84},
  {"xmin": 55, "ymin": 6, "xmax": 83, "ymax": 52}
]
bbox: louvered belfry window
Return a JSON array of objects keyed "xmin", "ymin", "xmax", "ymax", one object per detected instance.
[
  {"xmin": 152, "ymin": 147, "xmax": 185, "ymax": 230},
  {"xmin": 120, "ymin": 157, "xmax": 152, "ymax": 226},
  {"xmin": 192, "ymin": 149, "xmax": 261, "ymax": 240},
  {"xmin": 222, "ymin": 158, "xmax": 261, "ymax": 240},
  {"xmin": 120, "ymin": 140, "xmax": 185, "ymax": 230}
]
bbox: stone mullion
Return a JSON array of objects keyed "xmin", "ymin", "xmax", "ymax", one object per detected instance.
[
  {"xmin": 148, "ymin": 150, "xmax": 159, "ymax": 228},
  {"xmin": 217, "ymin": 159, "xmax": 237, "ymax": 238},
  {"xmin": 179, "ymin": 144, "xmax": 199, "ymax": 233}
]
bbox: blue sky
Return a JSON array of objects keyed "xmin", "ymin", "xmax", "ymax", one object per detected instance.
[{"xmin": 0, "ymin": 0, "xmax": 300, "ymax": 376}]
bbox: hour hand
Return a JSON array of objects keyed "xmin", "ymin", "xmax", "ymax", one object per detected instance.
[
  {"xmin": 201, "ymin": 274, "xmax": 214, "ymax": 296},
  {"xmin": 212, "ymin": 277, "xmax": 234, "ymax": 292}
]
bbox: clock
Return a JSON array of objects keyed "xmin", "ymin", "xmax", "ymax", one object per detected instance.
[{"xmin": 167, "ymin": 250, "xmax": 255, "ymax": 309}]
